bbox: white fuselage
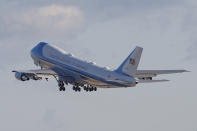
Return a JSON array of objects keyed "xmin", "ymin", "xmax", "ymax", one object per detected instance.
[{"xmin": 31, "ymin": 43, "xmax": 136, "ymax": 88}]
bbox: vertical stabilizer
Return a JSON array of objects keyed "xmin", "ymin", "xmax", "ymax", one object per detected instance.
[{"xmin": 115, "ymin": 46, "xmax": 143, "ymax": 76}]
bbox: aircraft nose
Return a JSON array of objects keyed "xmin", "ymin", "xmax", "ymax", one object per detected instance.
[{"xmin": 31, "ymin": 42, "xmax": 48, "ymax": 57}]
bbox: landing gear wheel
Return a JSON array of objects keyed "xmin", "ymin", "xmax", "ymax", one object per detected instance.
[
  {"xmin": 84, "ymin": 87, "xmax": 89, "ymax": 92},
  {"xmin": 73, "ymin": 86, "xmax": 77, "ymax": 92},
  {"xmin": 58, "ymin": 81, "xmax": 64, "ymax": 87},
  {"xmin": 85, "ymin": 87, "xmax": 88, "ymax": 92},
  {"xmin": 62, "ymin": 87, "xmax": 66, "ymax": 91},
  {"xmin": 59, "ymin": 87, "xmax": 65, "ymax": 91},
  {"xmin": 93, "ymin": 87, "xmax": 97, "ymax": 91},
  {"xmin": 90, "ymin": 87, "xmax": 93, "ymax": 92},
  {"xmin": 73, "ymin": 85, "xmax": 81, "ymax": 92},
  {"xmin": 58, "ymin": 81, "xmax": 65, "ymax": 91},
  {"xmin": 73, "ymin": 86, "xmax": 76, "ymax": 91}
]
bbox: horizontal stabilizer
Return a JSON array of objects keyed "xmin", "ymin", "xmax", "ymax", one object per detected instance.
[
  {"xmin": 137, "ymin": 79, "xmax": 169, "ymax": 83},
  {"xmin": 135, "ymin": 70, "xmax": 189, "ymax": 78}
]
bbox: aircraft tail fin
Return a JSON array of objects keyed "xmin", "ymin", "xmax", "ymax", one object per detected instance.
[{"xmin": 115, "ymin": 46, "xmax": 143, "ymax": 76}]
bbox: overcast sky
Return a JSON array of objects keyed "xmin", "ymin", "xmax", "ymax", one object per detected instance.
[{"xmin": 0, "ymin": 0, "xmax": 196, "ymax": 131}]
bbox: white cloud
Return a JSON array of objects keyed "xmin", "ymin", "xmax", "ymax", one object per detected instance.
[{"xmin": 0, "ymin": 5, "xmax": 85, "ymax": 38}]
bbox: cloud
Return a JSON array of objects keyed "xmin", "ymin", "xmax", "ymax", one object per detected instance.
[
  {"xmin": 0, "ymin": 5, "xmax": 85, "ymax": 38},
  {"xmin": 0, "ymin": 4, "xmax": 86, "ymax": 67},
  {"xmin": 37, "ymin": 0, "xmax": 184, "ymax": 20},
  {"xmin": 0, "ymin": 0, "xmax": 186, "ymax": 40}
]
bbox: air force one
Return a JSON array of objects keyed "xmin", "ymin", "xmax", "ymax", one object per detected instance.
[{"xmin": 12, "ymin": 42, "xmax": 188, "ymax": 92}]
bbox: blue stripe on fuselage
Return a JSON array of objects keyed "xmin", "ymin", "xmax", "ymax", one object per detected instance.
[{"xmin": 31, "ymin": 42, "xmax": 129, "ymax": 87}]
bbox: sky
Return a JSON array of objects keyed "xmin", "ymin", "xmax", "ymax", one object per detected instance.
[{"xmin": 0, "ymin": 0, "xmax": 197, "ymax": 131}]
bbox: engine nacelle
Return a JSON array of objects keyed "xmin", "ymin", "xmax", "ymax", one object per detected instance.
[
  {"xmin": 31, "ymin": 75, "xmax": 42, "ymax": 80},
  {"xmin": 15, "ymin": 72, "xmax": 30, "ymax": 81}
]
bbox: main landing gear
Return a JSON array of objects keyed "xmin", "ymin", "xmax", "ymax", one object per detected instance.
[
  {"xmin": 83, "ymin": 86, "xmax": 97, "ymax": 92},
  {"xmin": 57, "ymin": 80, "xmax": 97, "ymax": 92},
  {"xmin": 58, "ymin": 81, "xmax": 66, "ymax": 91},
  {"xmin": 72, "ymin": 85, "xmax": 97, "ymax": 92},
  {"xmin": 73, "ymin": 86, "xmax": 81, "ymax": 92}
]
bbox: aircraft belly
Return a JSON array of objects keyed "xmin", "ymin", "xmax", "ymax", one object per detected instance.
[
  {"xmin": 84, "ymin": 79, "xmax": 106, "ymax": 85},
  {"xmin": 83, "ymin": 78, "xmax": 121, "ymax": 88}
]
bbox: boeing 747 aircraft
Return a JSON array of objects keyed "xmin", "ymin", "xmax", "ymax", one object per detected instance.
[{"xmin": 12, "ymin": 42, "xmax": 188, "ymax": 92}]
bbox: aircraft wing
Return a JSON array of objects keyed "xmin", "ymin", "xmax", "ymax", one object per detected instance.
[
  {"xmin": 135, "ymin": 70, "xmax": 188, "ymax": 78},
  {"xmin": 12, "ymin": 69, "xmax": 58, "ymax": 76}
]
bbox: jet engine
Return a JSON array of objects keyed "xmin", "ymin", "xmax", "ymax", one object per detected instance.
[
  {"xmin": 15, "ymin": 72, "xmax": 30, "ymax": 81},
  {"xmin": 31, "ymin": 75, "xmax": 42, "ymax": 80}
]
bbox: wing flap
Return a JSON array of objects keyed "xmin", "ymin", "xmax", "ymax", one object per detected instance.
[{"xmin": 12, "ymin": 69, "xmax": 57, "ymax": 76}]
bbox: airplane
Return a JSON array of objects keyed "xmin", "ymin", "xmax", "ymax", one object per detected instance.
[{"xmin": 12, "ymin": 42, "xmax": 188, "ymax": 92}]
